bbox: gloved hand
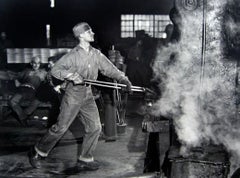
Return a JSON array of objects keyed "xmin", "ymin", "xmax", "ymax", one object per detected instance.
[
  {"xmin": 66, "ymin": 73, "xmax": 84, "ymax": 85},
  {"xmin": 119, "ymin": 77, "xmax": 133, "ymax": 94}
]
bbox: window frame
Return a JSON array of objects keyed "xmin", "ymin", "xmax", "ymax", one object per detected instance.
[{"xmin": 121, "ymin": 14, "xmax": 172, "ymax": 38}]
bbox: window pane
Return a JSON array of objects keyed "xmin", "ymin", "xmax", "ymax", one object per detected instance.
[{"xmin": 121, "ymin": 14, "xmax": 172, "ymax": 38}]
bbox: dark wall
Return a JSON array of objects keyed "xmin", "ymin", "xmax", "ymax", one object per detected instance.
[
  {"xmin": 0, "ymin": 0, "xmax": 174, "ymax": 48},
  {"xmin": 0, "ymin": 0, "xmax": 50, "ymax": 47}
]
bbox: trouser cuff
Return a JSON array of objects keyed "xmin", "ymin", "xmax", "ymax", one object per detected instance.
[
  {"xmin": 79, "ymin": 155, "xmax": 94, "ymax": 162},
  {"xmin": 34, "ymin": 146, "xmax": 48, "ymax": 157}
]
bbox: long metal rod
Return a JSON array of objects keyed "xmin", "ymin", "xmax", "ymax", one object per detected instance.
[
  {"xmin": 84, "ymin": 79, "xmax": 156, "ymax": 95},
  {"xmin": 84, "ymin": 79, "xmax": 143, "ymax": 89},
  {"xmin": 199, "ymin": 0, "xmax": 207, "ymax": 112},
  {"xmin": 84, "ymin": 80, "xmax": 146, "ymax": 92}
]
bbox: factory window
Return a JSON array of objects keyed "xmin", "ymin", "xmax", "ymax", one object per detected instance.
[{"xmin": 121, "ymin": 14, "xmax": 171, "ymax": 38}]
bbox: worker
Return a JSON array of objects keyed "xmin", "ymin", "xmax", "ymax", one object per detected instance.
[
  {"xmin": 8, "ymin": 56, "xmax": 47, "ymax": 126},
  {"xmin": 28, "ymin": 22, "xmax": 132, "ymax": 171}
]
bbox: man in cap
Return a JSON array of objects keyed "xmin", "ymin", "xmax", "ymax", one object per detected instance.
[{"xmin": 28, "ymin": 22, "xmax": 132, "ymax": 171}]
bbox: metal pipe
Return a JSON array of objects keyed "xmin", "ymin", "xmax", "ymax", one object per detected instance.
[
  {"xmin": 84, "ymin": 79, "xmax": 157, "ymax": 95},
  {"xmin": 84, "ymin": 79, "xmax": 143, "ymax": 90},
  {"xmin": 84, "ymin": 80, "xmax": 146, "ymax": 92},
  {"xmin": 199, "ymin": 0, "xmax": 207, "ymax": 116}
]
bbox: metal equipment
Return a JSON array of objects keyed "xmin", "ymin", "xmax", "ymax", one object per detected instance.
[{"xmin": 84, "ymin": 79, "xmax": 155, "ymax": 94}]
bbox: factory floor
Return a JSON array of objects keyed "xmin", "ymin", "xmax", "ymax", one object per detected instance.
[{"xmin": 0, "ymin": 97, "xmax": 159, "ymax": 178}]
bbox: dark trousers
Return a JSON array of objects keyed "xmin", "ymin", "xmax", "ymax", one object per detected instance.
[{"xmin": 9, "ymin": 87, "xmax": 40, "ymax": 120}]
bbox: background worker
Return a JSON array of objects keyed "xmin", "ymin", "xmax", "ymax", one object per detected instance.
[{"xmin": 8, "ymin": 56, "xmax": 47, "ymax": 126}]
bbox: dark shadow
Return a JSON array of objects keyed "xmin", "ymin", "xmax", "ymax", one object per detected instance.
[
  {"xmin": 49, "ymin": 163, "xmax": 100, "ymax": 176},
  {"xmin": 222, "ymin": 0, "xmax": 240, "ymax": 61},
  {"xmin": 231, "ymin": 168, "xmax": 240, "ymax": 178},
  {"xmin": 0, "ymin": 145, "xmax": 32, "ymax": 155},
  {"xmin": 143, "ymin": 133, "xmax": 160, "ymax": 173},
  {"xmin": 57, "ymin": 166, "xmax": 87, "ymax": 175},
  {"xmin": 0, "ymin": 162, "xmax": 33, "ymax": 176},
  {"xmin": 126, "ymin": 115, "xmax": 146, "ymax": 153}
]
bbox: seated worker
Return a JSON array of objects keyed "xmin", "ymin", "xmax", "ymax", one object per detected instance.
[{"xmin": 8, "ymin": 56, "xmax": 47, "ymax": 126}]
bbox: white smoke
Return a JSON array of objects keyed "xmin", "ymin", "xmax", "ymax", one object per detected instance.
[{"xmin": 152, "ymin": 0, "xmax": 240, "ymax": 174}]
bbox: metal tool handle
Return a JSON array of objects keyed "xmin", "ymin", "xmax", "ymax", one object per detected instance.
[
  {"xmin": 84, "ymin": 79, "xmax": 146, "ymax": 92},
  {"xmin": 84, "ymin": 79, "xmax": 144, "ymax": 90}
]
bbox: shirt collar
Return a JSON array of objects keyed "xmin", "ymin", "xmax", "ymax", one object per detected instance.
[{"xmin": 76, "ymin": 45, "xmax": 93, "ymax": 52}]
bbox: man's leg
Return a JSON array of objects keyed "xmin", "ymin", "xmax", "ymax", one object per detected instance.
[
  {"xmin": 24, "ymin": 98, "xmax": 41, "ymax": 116},
  {"xmin": 9, "ymin": 93, "xmax": 28, "ymax": 126},
  {"xmin": 29, "ymin": 97, "xmax": 81, "ymax": 168},
  {"xmin": 77, "ymin": 98, "xmax": 102, "ymax": 170}
]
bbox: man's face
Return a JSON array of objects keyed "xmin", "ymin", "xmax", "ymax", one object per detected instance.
[
  {"xmin": 48, "ymin": 61, "xmax": 55, "ymax": 69},
  {"xmin": 80, "ymin": 29, "xmax": 95, "ymax": 42},
  {"xmin": 31, "ymin": 58, "xmax": 41, "ymax": 71}
]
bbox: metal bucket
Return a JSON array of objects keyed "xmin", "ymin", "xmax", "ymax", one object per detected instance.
[{"xmin": 117, "ymin": 123, "xmax": 127, "ymax": 135}]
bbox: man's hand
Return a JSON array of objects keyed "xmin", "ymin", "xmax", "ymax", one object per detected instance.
[
  {"xmin": 119, "ymin": 77, "xmax": 133, "ymax": 94},
  {"xmin": 66, "ymin": 73, "xmax": 84, "ymax": 85},
  {"xmin": 54, "ymin": 85, "xmax": 62, "ymax": 93}
]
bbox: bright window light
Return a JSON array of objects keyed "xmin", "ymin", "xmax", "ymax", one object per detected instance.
[{"xmin": 121, "ymin": 14, "xmax": 172, "ymax": 38}]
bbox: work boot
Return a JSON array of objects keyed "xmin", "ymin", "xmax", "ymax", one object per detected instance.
[
  {"xmin": 28, "ymin": 147, "xmax": 44, "ymax": 169},
  {"xmin": 76, "ymin": 160, "xmax": 100, "ymax": 171}
]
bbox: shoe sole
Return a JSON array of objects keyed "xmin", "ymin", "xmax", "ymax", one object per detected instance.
[
  {"xmin": 77, "ymin": 161, "xmax": 99, "ymax": 171},
  {"xmin": 77, "ymin": 165, "xmax": 99, "ymax": 171}
]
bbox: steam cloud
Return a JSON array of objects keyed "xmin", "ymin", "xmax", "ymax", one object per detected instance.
[{"xmin": 152, "ymin": 0, "xmax": 240, "ymax": 173}]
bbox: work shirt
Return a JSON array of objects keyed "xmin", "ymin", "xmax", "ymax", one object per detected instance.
[
  {"xmin": 51, "ymin": 45, "xmax": 126, "ymax": 84},
  {"xmin": 35, "ymin": 45, "xmax": 128, "ymax": 157}
]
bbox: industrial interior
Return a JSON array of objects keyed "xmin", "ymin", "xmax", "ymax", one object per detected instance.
[{"xmin": 0, "ymin": 0, "xmax": 240, "ymax": 177}]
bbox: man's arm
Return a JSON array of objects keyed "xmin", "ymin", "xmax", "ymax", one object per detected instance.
[
  {"xmin": 97, "ymin": 51, "xmax": 132, "ymax": 93},
  {"xmin": 51, "ymin": 53, "xmax": 75, "ymax": 80},
  {"xmin": 51, "ymin": 52, "xmax": 83, "ymax": 84},
  {"xmin": 98, "ymin": 52, "xmax": 125, "ymax": 81}
]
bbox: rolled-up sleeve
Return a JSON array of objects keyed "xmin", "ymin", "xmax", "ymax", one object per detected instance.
[
  {"xmin": 51, "ymin": 53, "xmax": 76, "ymax": 81},
  {"xmin": 97, "ymin": 51, "xmax": 126, "ymax": 81}
]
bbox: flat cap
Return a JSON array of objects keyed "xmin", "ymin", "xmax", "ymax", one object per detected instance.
[{"xmin": 73, "ymin": 22, "xmax": 91, "ymax": 37}]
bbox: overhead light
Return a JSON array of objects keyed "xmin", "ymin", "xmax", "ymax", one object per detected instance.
[
  {"xmin": 46, "ymin": 24, "xmax": 51, "ymax": 46},
  {"xmin": 50, "ymin": 0, "xmax": 55, "ymax": 8}
]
